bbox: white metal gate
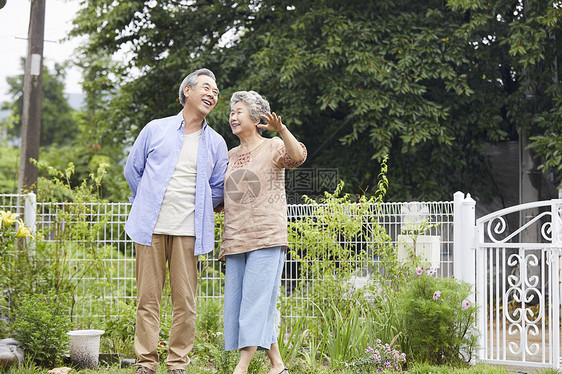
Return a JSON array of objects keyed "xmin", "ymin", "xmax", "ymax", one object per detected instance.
[{"xmin": 456, "ymin": 193, "xmax": 562, "ymax": 369}]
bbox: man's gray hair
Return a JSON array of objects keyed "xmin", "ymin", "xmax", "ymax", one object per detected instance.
[
  {"xmin": 178, "ymin": 68, "xmax": 216, "ymax": 106},
  {"xmin": 230, "ymin": 90, "xmax": 270, "ymax": 122}
]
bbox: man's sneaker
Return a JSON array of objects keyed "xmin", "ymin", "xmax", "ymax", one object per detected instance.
[
  {"xmin": 133, "ymin": 366, "xmax": 156, "ymax": 374},
  {"xmin": 168, "ymin": 370, "xmax": 185, "ymax": 374}
]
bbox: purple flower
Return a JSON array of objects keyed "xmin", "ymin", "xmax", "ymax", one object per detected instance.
[
  {"xmin": 367, "ymin": 339, "xmax": 407, "ymax": 370},
  {"xmin": 433, "ymin": 290, "xmax": 441, "ymax": 300},
  {"xmin": 462, "ymin": 299, "xmax": 470, "ymax": 309},
  {"xmin": 415, "ymin": 266, "xmax": 423, "ymax": 275},
  {"xmin": 426, "ymin": 266, "xmax": 437, "ymax": 276}
]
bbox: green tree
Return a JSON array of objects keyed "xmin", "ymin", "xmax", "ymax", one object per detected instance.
[
  {"xmin": 446, "ymin": 0, "xmax": 562, "ymax": 191},
  {"xmin": 0, "ymin": 57, "xmax": 131, "ymax": 200},
  {"xmin": 0, "ymin": 61, "xmax": 79, "ymax": 193},
  {"xmin": 0, "ymin": 146, "xmax": 18, "ymax": 193},
  {"xmin": 70, "ymin": 0, "xmax": 250, "ymax": 145},
  {"xmin": 70, "ymin": 0, "xmax": 562, "ymax": 201},
  {"xmin": 1, "ymin": 60, "xmax": 79, "ymax": 146}
]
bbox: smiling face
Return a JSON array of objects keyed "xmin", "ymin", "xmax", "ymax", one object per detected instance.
[
  {"xmin": 229, "ymin": 101, "xmax": 260, "ymax": 138},
  {"xmin": 183, "ymin": 74, "xmax": 219, "ymax": 117}
]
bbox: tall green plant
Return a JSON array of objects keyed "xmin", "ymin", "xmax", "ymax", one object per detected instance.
[
  {"xmin": 281, "ymin": 158, "xmax": 409, "ymax": 365},
  {"xmin": 0, "ymin": 210, "xmax": 34, "ymax": 334},
  {"xmin": 396, "ymin": 266, "xmax": 478, "ymax": 365},
  {"xmin": 362, "ymin": 291, "xmax": 403, "ymax": 350},
  {"xmin": 31, "ymin": 160, "xmax": 115, "ymax": 322},
  {"xmin": 277, "ymin": 316, "xmax": 312, "ymax": 366},
  {"xmin": 322, "ymin": 303, "xmax": 365, "ymax": 365},
  {"xmin": 12, "ymin": 291, "xmax": 72, "ymax": 368},
  {"xmin": 287, "ymin": 158, "xmax": 400, "ymax": 315}
]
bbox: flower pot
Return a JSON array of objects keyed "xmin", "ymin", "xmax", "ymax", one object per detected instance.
[{"xmin": 67, "ymin": 329, "xmax": 104, "ymax": 369}]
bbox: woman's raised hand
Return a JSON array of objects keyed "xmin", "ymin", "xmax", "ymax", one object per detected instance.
[{"xmin": 259, "ymin": 112, "xmax": 285, "ymax": 133}]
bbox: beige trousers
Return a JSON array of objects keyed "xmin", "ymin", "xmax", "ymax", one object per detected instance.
[{"xmin": 134, "ymin": 235, "xmax": 198, "ymax": 371}]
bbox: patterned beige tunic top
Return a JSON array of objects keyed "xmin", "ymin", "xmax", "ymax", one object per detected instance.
[{"xmin": 219, "ymin": 137, "xmax": 307, "ymax": 260}]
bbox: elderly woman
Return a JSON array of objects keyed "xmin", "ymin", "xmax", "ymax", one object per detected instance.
[{"xmin": 219, "ymin": 91, "xmax": 306, "ymax": 374}]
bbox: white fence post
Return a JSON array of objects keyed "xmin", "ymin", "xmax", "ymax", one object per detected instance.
[
  {"xmin": 462, "ymin": 194, "xmax": 476, "ymax": 294},
  {"xmin": 23, "ymin": 192, "xmax": 37, "ymax": 250},
  {"xmin": 23, "ymin": 192, "xmax": 37, "ymax": 234},
  {"xmin": 453, "ymin": 192, "xmax": 476, "ymax": 288},
  {"xmin": 454, "ymin": 191, "xmax": 478, "ymax": 362},
  {"xmin": 453, "ymin": 191, "xmax": 464, "ymax": 279},
  {"xmin": 552, "ymin": 199, "xmax": 561, "ymax": 368}
]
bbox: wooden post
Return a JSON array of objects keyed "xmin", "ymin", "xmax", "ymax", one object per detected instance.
[{"xmin": 18, "ymin": 0, "xmax": 46, "ymax": 192}]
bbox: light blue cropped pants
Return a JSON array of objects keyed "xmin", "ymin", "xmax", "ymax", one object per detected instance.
[{"xmin": 223, "ymin": 246, "xmax": 286, "ymax": 351}]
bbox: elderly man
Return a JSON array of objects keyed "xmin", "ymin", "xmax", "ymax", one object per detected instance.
[{"xmin": 124, "ymin": 68, "xmax": 228, "ymax": 374}]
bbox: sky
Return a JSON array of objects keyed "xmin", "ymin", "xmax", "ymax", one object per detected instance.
[{"xmin": 0, "ymin": 0, "xmax": 83, "ymax": 104}]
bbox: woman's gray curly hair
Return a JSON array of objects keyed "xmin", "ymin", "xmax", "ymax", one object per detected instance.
[
  {"xmin": 230, "ymin": 91, "xmax": 270, "ymax": 134},
  {"xmin": 178, "ymin": 68, "xmax": 216, "ymax": 106}
]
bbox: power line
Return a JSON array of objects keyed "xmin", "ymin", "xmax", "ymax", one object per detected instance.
[{"xmin": 14, "ymin": 36, "xmax": 60, "ymax": 43}]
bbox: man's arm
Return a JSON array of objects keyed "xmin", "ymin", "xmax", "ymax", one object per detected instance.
[
  {"xmin": 124, "ymin": 128, "xmax": 149, "ymax": 203},
  {"xmin": 210, "ymin": 138, "xmax": 229, "ymax": 208}
]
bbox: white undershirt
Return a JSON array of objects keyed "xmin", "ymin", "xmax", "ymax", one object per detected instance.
[{"xmin": 153, "ymin": 129, "xmax": 201, "ymax": 236}]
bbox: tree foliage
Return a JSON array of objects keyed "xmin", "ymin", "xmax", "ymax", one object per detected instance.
[
  {"xmin": 70, "ymin": 0, "xmax": 562, "ymax": 201},
  {"xmin": 0, "ymin": 61, "xmax": 81, "ymax": 194},
  {"xmin": 448, "ymin": 0, "xmax": 562, "ymax": 190},
  {"xmin": 1, "ymin": 60, "xmax": 79, "ymax": 146},
  {"xmin": 0, "ymin": 58, "xmax": 130, "ymax": 199}
]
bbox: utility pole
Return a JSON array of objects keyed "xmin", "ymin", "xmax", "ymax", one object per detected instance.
[{"xmin": 18, "ymin": 0, "xmax": 46, "ymax": 192}]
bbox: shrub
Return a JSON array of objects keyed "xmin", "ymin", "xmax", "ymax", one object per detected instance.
[
  {"xmin": 396, "ymin": 266, "xmax": 478, "ymax": 365},
  {"xmin": 12, "ymin": 291, "xmax": 72, "ymax": 367},
  {"xmin": 102, "ymin": 300, "xmax": 136, "ymax": 357},
  {"xmin": 196, "ymin": 298, "xmax": 223, "ymax": 336}
]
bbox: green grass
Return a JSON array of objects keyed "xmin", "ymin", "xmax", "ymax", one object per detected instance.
[{"xmin": 2, "ymin": 361, "xmax": 557, "ymax": 374}]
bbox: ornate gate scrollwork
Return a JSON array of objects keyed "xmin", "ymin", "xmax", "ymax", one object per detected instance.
[
  {"xmin": 486, "ymin": 212, "xmax": 552, "ymax": 244},
  {"xmin": 503, "ymin": 253, "xmax": 542, "ymax": 356}
]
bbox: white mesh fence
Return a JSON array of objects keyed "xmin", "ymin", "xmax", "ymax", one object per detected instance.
[
  {"xmin": 1, "ymin": 194, "xmax": 454, "ymax": 322},
  {"xmin": 0, "ymin": 194, "xmax": 26, "ymax": 214}
]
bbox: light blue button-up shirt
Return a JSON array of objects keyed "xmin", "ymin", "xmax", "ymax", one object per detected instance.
[{"xmin": 124, "ymin": 111, "xmax": 228, "ymax": 256}]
